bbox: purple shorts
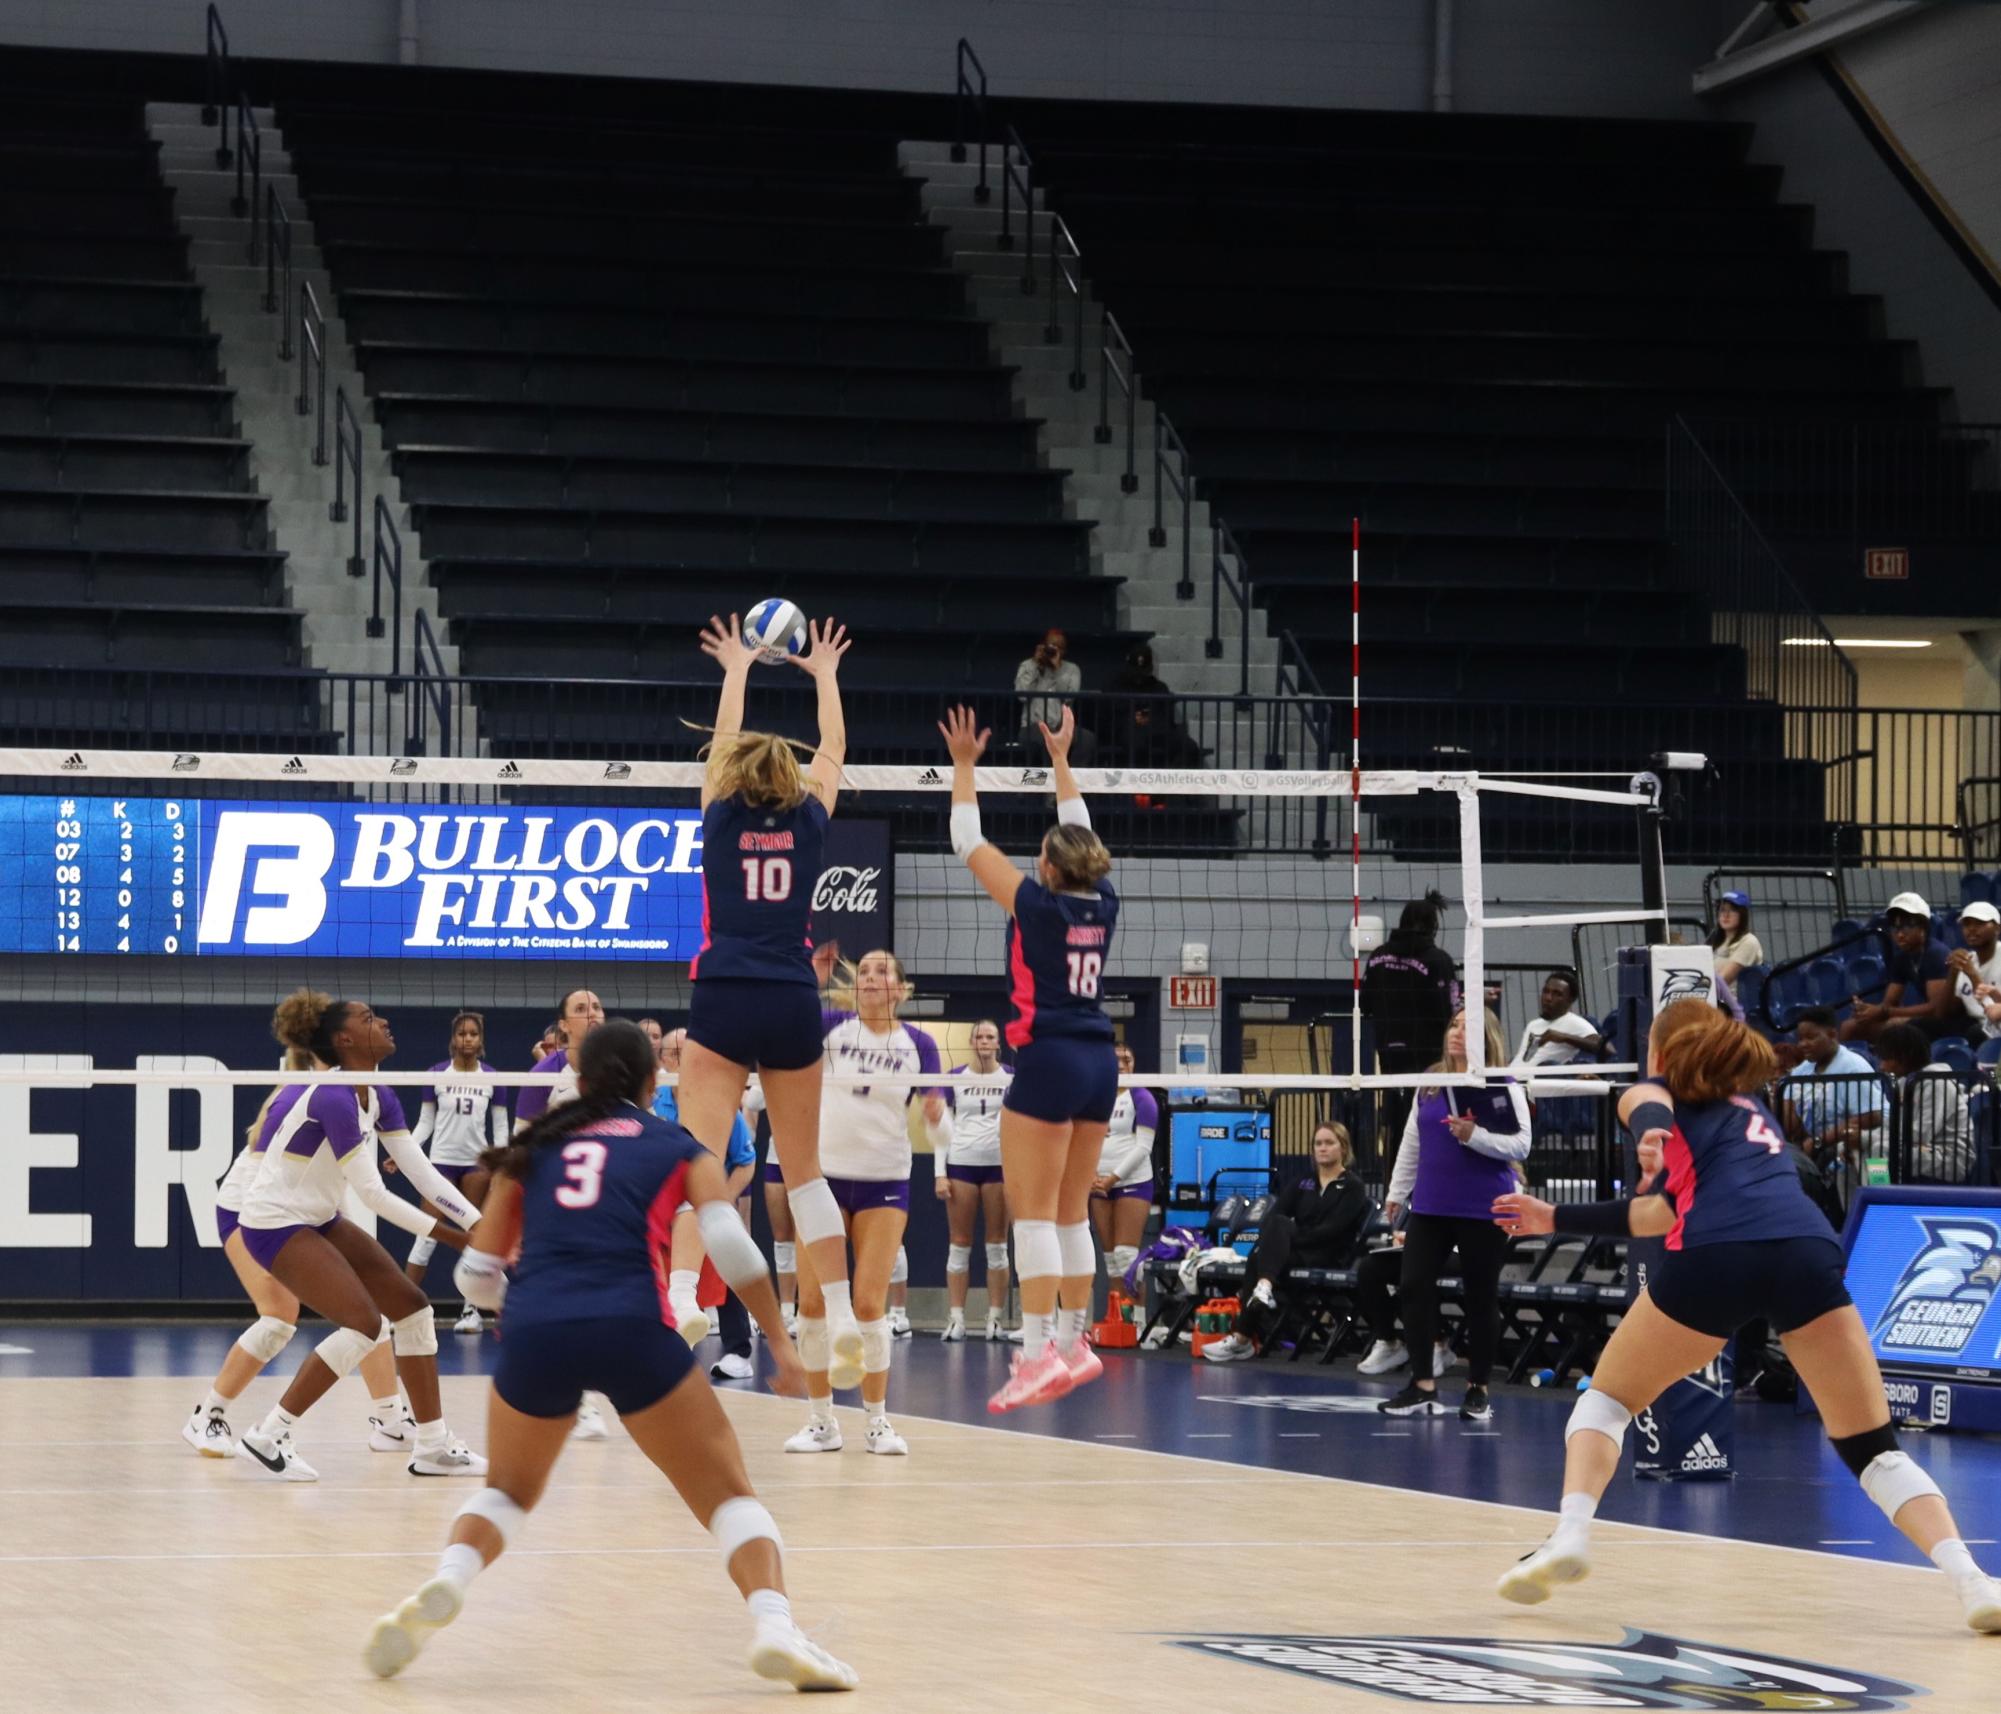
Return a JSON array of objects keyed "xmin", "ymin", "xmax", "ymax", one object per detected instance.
[
  {"xmin": 432, "ymin": 1162, "xmax": 475, "ymax": 1185},
  {"xmin": 216, "ymin": 1206, "xmax": 240, "ymax": 1244},
  {"xmin": 764, "ymin": 1156, "xmax": 786, "ymax": 1185},
  {"xmin": 946, "ymin": 1163, "xmax": 1005, "ymax": 1188},
  {"xmin": 825, "ymin": 1176, "xmax": 910, "ymax": 1215},
  {"xmin": 1091, "ymin": 1181, "xmax": 1153, "ymax": 1204},
  {"xmin": 239, "ymin": 1215, "xmax": 340, "ymax": 1272}
]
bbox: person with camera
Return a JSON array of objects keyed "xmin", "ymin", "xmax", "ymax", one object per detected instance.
[{"xmin": 1013, "ymin": 627, "xmax": 1095, "ymax": 764}]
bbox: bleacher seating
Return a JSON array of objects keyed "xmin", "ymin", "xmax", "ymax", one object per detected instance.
[{"xmin": 0, "ymin": 86, "xmax": 314, "ymax": 748}]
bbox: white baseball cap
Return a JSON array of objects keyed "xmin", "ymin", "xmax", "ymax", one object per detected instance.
[
  {"xmin": 1885, "ymin": 891, "xmax": 1931, "ymax": 919},
  {"xmin": 1961, "ymin": 901, "xmax": 2000, "ymax": 925}
]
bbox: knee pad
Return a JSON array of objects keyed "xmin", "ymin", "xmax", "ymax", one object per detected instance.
[
  {"xmin": 406, "ymin": 1234, "xmax": 436, "ymax": 1268},
  {"xmin": 391, "ymin": 1305, "xmax": 439, "ymax": 1358},
  {"xmin": 889, "ymin": 1246, "xmax": 908, "ymax": 1286},
  {"xmin": 1858, "ymin": 1449, "xmax": 1941, "ymax": 1524},
  {"xmin": 796, "ymin": 1316, "xmax": 828, "ymax": 1372},
  {"xmin": 786, "ymin": 1178, "xmax": 844, "ymax": 1247},
  {"xmin": 710, "ymin": 1495, "xmax": 781, "ymax": 1564},
  {"xmin": 375, "ymin": 1315, "xmax": 393, "ymax": 1349},
  {"xmin": 1565, "ymin": 1387, "xmax": 1633, "ymax": 1450},
  {"xmin": 1832, "ymin": 1421, "xmax": 1900, "ymax": 1477},
  {"xmin": 454, "ymin": 1486, "xmax": 526, "ymax": 1550},
  {"xmin": 235, "ymin": 1315, "xmax": 296, "ymax": 1365},
  {"xmin": 985, "ymin": 1242, "xmax": 1009, "ymax": 1273},
  {"xmin": 1057, "ymin": 1221, "xmax": 1095, "ymax": 1279},
  {"xmin": 1108, "ymin": 1245, "xmax": 1139, "ymax": 1281},
  {"xmin": 1014, "ymin": 1219, "xmax": 1061, "ymax": 1282},
  {"xmin": 860, "ymin": 1318, "xmax": 893, "ymax": 1374},
  {"xmin": 772, "ymin": 1241, "xmax": 797, "ymax": 1275},
  {"xmin": 947, "ymin": 1243, "xmax": 972, "ymax": 1276},
  {"xmin": 314, "ymin": 1323, "xmax": 378, "ymax": 1381}
]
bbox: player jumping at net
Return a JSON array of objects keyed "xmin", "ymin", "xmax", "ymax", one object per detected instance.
[
  {"xmin": 233, "ymin": 995, "xmax": 486, "ymax": 1481},
  {"xmin": 940, "ymin": 704, "xmax": 1118, "ymax": 1413},
  {"xmin": 1091, "ymin": 1041, "xmax": 1158, "ymax": 1295},
  {"xmin": 183, "ymin": 994, "xmax": 411, "ymax": 1460},
  {"xmin": 937, "ymin": 1019, "xmax": 1017, "ymax": 1344},
  {"xmin": 363, "ymin": 1020, "xmax": 856, "ymax": 1692},
  {"xmin": 1493, "ymin": 998, "xmax": 2001, "ymax": 1633},
  {"xmin": 403, "ymin": 1011, "xmax": 510, "ymax": 1334},
  {"xmin": 785, "ymin": 949, "xmax": 946, "ymax": 1456},
  {"xmin": 677, "ymin": 613, "xmax": 869, "ymax": 1394}
]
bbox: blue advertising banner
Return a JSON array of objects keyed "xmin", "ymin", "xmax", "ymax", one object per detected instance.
[{"xmin": 1842, "ymin": 1188, "xmax": 2001, "ymax": 1382}]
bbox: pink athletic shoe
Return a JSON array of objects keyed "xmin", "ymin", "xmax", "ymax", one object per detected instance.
[
  {"xmin": 1059, "ymin": 1339, "xmax": 1104, "ymax": 1392},
  {"xmin": 987, "ymin": 1346, "xmax": 1074, "ymax": 1415}
]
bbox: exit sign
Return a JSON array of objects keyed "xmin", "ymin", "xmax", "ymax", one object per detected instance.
[
  {"xmin": 1170, "ymin": 974, "xmax": 1218, "ymax": 1009},
  {"xmin": 1865, "ymin": 547, "xmax": 1909, "ymax": 580}
]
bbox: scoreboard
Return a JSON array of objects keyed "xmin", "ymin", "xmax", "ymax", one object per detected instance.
[{"xmin": 1, "ymin": 795, "xmax": 194, "ymax": 955}]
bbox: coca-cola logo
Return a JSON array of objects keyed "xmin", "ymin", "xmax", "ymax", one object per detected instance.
[{"xmin": 813, "ymin": 864, "xmax": 881, "ymax": 914}]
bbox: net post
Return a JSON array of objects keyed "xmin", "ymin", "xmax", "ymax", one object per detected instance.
[
  {"xmin": 1456, "ymin": 777, "xmax": 1486, "ymax": 1078},
  {"xmin": 1635, "ymin": 770, "xmax": 1669, "ymax": 948},
  {"xmin": 1349, "ymin": 515, "xmax": 1362, "ymax": 1093}
]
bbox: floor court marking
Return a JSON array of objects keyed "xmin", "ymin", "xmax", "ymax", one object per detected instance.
[{"xmin": 0, "ymin": 1473, "xmax": 1321, "ymax": 1500}]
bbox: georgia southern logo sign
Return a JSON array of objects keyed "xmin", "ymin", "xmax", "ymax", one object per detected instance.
[
  {"xmin": 1174, "ymin": 1628, "xmax": 1923, "ymax": 1708},
  {"xmin": 1873, "ymin": 1217, "xmax": 2001, "ymax": 1357}
]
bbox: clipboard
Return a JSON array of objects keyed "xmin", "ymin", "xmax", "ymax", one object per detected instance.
[{"xmin": 1448, "ymin": 1085, "xmax": 1521, "ymax": 1136}]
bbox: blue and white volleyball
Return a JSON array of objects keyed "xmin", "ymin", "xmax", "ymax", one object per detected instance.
[{"xmin": 742, "ymin": 598, "xmax": 808, "ymax": 664}]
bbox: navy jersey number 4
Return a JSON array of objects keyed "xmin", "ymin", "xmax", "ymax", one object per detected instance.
[
  {"xmin": 1005, "ymin": 877, "xmax": 1118, "ymax": 1049},
  {"xmin": 692, "ymin": 793, "xmax": 829, "ymax": 986}
]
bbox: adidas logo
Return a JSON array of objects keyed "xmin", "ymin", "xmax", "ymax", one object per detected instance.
[
  {"xmin": 60, "ymin": 752, "xmax": 86, "ymax": 771},
  {"xmin": 171, "ymin": 753, "xmax": 201, "ymax": 772},
  {"xmin": 280, "ymin": 756, "xmax": 306, "ymax": 776},
  {"xmin": 603, "ymin": 762, "xmax": 631, "ymax": 781},
  {"xmin": 389, "ymin": 757, "xmax": 418, "ymax": 777},
  {"xmin": 916, "ymin": 767, "xmax": 944, "ymax": 786},
  {"xmin": 1679, "ymin": 1432, "xmax": 1730, "ymax": 1472},
  {"xmin": 497, "ymin": 761, "xmax": 523, "ymax": 780}
]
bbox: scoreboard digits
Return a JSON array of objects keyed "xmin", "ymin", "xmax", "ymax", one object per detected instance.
[{"xmin": 3, "ymin": 796, "xmax": 192, "ymax": 956}]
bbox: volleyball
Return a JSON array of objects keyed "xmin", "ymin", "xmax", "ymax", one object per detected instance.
[{"xmin": 743, "ymin": 598, "xmax": 808, "ymax": 664}]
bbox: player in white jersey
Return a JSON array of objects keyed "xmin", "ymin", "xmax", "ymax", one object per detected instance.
[
  {"xmin": 402, "ymin": 1012, "xmax": 511, "ymax": 1333},
  {"xmin": 1090, "ymin": 1042, "xmax": 1159, "ymax": 1291},
  {"xmin": 785, "ymin": 950, "xmax": 946, "ymax": 1457},
  {"xmin": 233, "ymin": 994, "xmax": 487, "ymax": 1481},
  {"xmin": 936, "ymin": 1020, "xmax": 1018, "ymax": 1343},
  {"xmin": 181, "ymin": 994, "xmax": 411, "ymax": 1460}
]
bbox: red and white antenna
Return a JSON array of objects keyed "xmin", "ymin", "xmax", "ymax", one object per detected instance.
[{"xmin": 1350, "ymin": 514, "xmax": 1363, "ymax": 1091}]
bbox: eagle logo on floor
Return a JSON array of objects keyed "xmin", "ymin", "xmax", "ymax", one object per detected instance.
[
  {"xmin": 1173, "ymin": 1628, "xmax": 1922, "ymax": 1708},
  {"xmin": 1872, "ymin": 1217, "xmax": 2001, "ymax": 1359}
]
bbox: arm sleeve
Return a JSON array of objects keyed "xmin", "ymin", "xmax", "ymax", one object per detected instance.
[
  {"xmin": 908, "ymin": 1027, "xmax": 946, "ymax": 1099},
  {"xmin": 490, "ymin": 1097, "xmax": 511, "ymax": 1153},
  {"xmin": 1387, "ymin": 1104, "xmax": 1422, "ymax": 1205},
  {"xmin": 933, "ymin": 1110, "xmax": 953, "ymax": 1178},
  {"xmin": 378, "ymin": 1122, "xmax": 482, "ymax": 1229},
  {"xmin": 1459, "ymin": 1084, "xmax": 1534, "ymax": 1162},
  {"xmin": 1106, "ymin": 1128, "xmax": 1155, "ymax": 1184},
  {"xmin": 337, "ymin": 1145, "xmax": 439, "ymax": 1239},
  {"xmin": 409, "ymin": 1100, "xmax": 437, "ymax": 1150}
]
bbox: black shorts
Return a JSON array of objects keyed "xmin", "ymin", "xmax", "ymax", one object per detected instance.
[
  {"xmin": 494, "ymin": 1315, "xmax": 695, "ymax": 1419},
  {"xmin": 687, "ymin": 979, "xmax": 823, "ymax": 1072},
  {"xmin": 1647, "ymin": 1235, "xmax": 1853, "ymax": 1339}
]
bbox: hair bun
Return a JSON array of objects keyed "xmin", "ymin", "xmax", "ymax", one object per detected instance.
[{"xmin": 270, "ymin": 988, "xmax": 333, "ymax": 1052}]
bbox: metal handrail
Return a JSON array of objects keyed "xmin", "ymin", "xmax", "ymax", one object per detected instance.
[
  {"xmin": 1152, "ymin": 406, "xmax": 1194, "ymax": 598},
  {"xmin": 202, "ymin": 5, "xmax": 231, "ymax": 163},
  {"xmin": 370, "ymin": 493, "xmax": 405, "ymax": 681},
  {"xmin": 1211, "ymin": 517, "xmax": 1253, "ymax": 697},
  {"xmin": 1097, "ymin": 311, "xmax": 1140, "ymax": 492},
  {"xmin": 265, "ymin": 184, "xmax": 291, "ymax": 349},
  {"xmin": 332, "ymin": 385, "xmax": 364, "ymax": 574},
  {"xmin": 298, "ymin": 280, "xmax": 327, "ymax": 465},
  {"xmin": 410, "ymin": 610, "xmax": 453, "ymax": 754},
  {"xmin": 232, "ymin": 89, "xmax": 260, "ymax": 258},
  {"xmin": 998, "ymin": 125, "xmax": 1036, "ymax": 292},
  {"xmin": 951, "ymin": 39, "xmax": 990, "ymax": 202},
  {"xmin": 1047, "ymin": 213, "xmax": 1086, "ymax": 390}
]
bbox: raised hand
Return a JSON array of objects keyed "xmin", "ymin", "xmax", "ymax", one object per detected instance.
[
  {"xmin": 699, "ymin": 613, "xmax": 759, "ymax": 674},
  {"xmin": 938, "ymin": 704, "xmax": 991, "ymax": 765},
  {"xmin": 1492, "ymin": 1190, "xmax": 1557, "ymax": 1236},
  {"xmin": 1035, "ymin": 704, "xmax": 1076, "ymax": 765},
  {"xmin": 788, "ymin": 617, "xmax": 851, "ymax": 679}
]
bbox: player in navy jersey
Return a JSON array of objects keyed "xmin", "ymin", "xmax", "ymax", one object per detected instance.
[
  {"xmin": 677, "ymin": 613, "xmax": 870, "ymax": 1393},
  {"xmin": 362, "ymin": 1021, "xmax": 857, "ymax": 1692},
  {"xmin": 1492, "ymin": 1000, "xmax": 2001, "ymax": 1632},
  {"xmin": 403, "ymin": 1011, "xmax": 510, "ymax": 1333},
  {"xmin": 940, "ymin": 704, "xmax": 1118, "ymax": 1413}
]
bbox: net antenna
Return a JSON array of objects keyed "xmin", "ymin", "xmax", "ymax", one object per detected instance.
[{"xmin": 1349, "ymin": 515, "xmax": 1363, "ymax": 1095}]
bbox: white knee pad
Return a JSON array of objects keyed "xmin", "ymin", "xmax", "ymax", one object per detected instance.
[
  {"xmin": 314, "ymin": 1323, "xmax": 378, "ymax": 1381},
  {"xmin": 375, "ymin": 1315, "xmax": 393, "ymax": 1349},
  {"xmin": 985, "ymin": 1242, "xmax": 1009, "ymax": 1273},
  {"xmin": 1057, "ymin": 1221, "xmax": 1095, "ymax": 1279},
  {"xmin": 946, "ymin": 1243, "xmax": 972, "ymax": 1276},
  {"xmin": 391, "ymin": 1305, "xmax": 439, "ymax": 1358},
  {"xmin": 1014, "ymin": 1219, "xmax": 1061, "ymax": 1282},
  {"xmin": 773, "ymin": 1241, "xmax": 797, "ymax": 1275},
  {"xmin": 454, "ymin": 1486, "xmax": 526, "ymax": 1550},
  {"xmin": 796, "ymin": 1316, "xmax": 829, "ymax": 1372},
  {"xmin": 889, "ymin": 1246, "xmax": 908, "ymax": 1286},
  {"xmin": 407, "ymin": 1234, "xmax": 437, "ymax": 1268},
  {"xmin": 787, "ymin": 1178, "xmax": 844, "ymax": 1246},
  {"xmin": 1565, "ymin": 1387, "xmax": 1633, "ymax": 1450},
  {"xmin": 235, "ymin": 1315, "xmax": 296, "ymax": 1364},
  {"xmin": 1108, "ymin": 1245, "xmax": 1139, "ymax": 1280},
  {"xmin": 710, "ymin": 1495, "xmax": 782, "ymax": 1564},
  {"xmin": 860, "ymin": 1318, "xmax": 893, "ymax": 1374},
  {"xmin": 1860, "ymin": 1450, "xmax": 1943, "ymax": 1524}
]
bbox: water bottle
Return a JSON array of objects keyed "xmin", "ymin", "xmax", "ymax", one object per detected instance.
[
  {"xmin": 1576, "ymin": 1376, "xmax": 1593, "ymax": 1392},
  {"xmin": 1530, "ymin": 1368, "xmax": 1557, "ymax": 1388}
]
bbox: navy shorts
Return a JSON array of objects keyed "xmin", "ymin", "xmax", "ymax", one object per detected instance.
[
  {"xmin": 1004, "ymin": 1036, "xmax": 1119, "ymax": 1126},
  {"xmin": 495, "ymin": 1315, "xmax": 695, "ymax": 1420},
  {"xmin": 1648, "ymin": 1235, "xmax": 1853, "ymax": 1339},
  {"xmin": 688, "ymin": 979, "xmax": 823, "ymax": 1073}
]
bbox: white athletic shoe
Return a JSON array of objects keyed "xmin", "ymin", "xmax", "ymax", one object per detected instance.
[
  {"xmin": 1497, "ymin": 1530, "xmax": 1592, "ymax": 1606},
  {"xmin": 888, "ymin": 1308, "xmax": 912, "ymax": 1339},
  {"xmin": 1357, "ymin": 1339, "xmax": 1406, "ymax": 1376},
  {"xmin": 453, "ymin": 1304, "xmax": 484, "ymax": 1335},
  {"xmin": 784, "ymin": 1417, "xmax": 844, "ymax": 1454},
  {"xmin": 864, "ymin": 1415, "xmax": 908, "ymax": 1456},
  {"xmin": 181, "ymin": 1404, "xmax": 236, "ymax": 1458},
  {"xmin": 369, "ymin": 1413, "xmax": 416, "ymax": 1453},
  {"xmin": 1959, "ymin": 1573, "xmax": 2001, "ymax": 1634},
  {"xmin": 239, "ymin": 1425, "xmax": 317, "ymax": 1482},
  {"xmin": 363, "ymin": 1574, "xmax": 465, "ymax": 1679},
  {"xmin": 570, "ymin": 1399, "xmax": 610, "ymax": 1441},
  {"xmin": 409, "ymin": 1439, "xmax": 488, "ymax": 1477},
  {"xmin": 749, "ymin": 1618, "xmax": 859, "ymax": 1692},
  {"xmin": 826, "ymin": 1310, "xmax": 865, "ymax": 1391},
  {"xmin": 940, "ymin": 1313, "xmax": 966, "ymax": 1343},
  {"xmin": 1201, "ymin": 1332, "xmax": 1256, "ymax": 1363},
  {"xmin": 781, "ymin": 1303, "xmax": 798, "ymax": 1337},
  {"xmin": 711, "ymin": 1351, "xmax": 755, "ymax": 1382},
  {"xmin": 984, "ymin": 1313, "xmax": 1021, "ymax": 1343}
]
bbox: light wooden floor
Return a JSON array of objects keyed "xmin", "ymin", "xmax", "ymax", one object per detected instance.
[{"xmin": 0, "ymin": 1375, "xmax": 1989, "ymax": 1712}]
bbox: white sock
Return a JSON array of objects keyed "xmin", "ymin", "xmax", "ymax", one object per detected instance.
[
  {"xmin": 669, "ymin": 1268, "xmax": 699, "ymax": 1301},
  {"xmin": 415, "ymin": 1418, "xmax": 448, "ymax": 1455},
  {"xmin": 1055, "ymin": 1307, "xmax": 1088, "ymax": 1352},
  {"xmin": 1557, "ymin": 1492, "xmax": 1597, "ymax": 1539},
  {"xmin": 946, "ymin": 1307, "xmax": 965, "ymax": 1325},
  {"xmin": 1931, "ymin": 1537, "xmax": 1980, "ymax": 1580},
  {"xmin": 746, "ymin": 1588, "xmax": 792, "ymax": 1628},
  {"xmin": 1021, "ymin": 1310, "xmax": 1053, "ymax": 1359},
  {"xmin": 867, "ymin": 1410, "xmax": 890, "ymax": 1428},
  {"xmin": 809, "ymin": 1395, "xmax": 835, "ymax": 1425},
  {"xmin": 259, "ymin": 1404, "xmax": 298, "ymax": 1439},
  {"xmin": 436, "ymin": 1541, "xmax": 484, "ymax": 1592},
  {"xmin": 371, "ymin": 1393, "xmax": 402, "ymax": 1421},
  {"xmin": 201, "ymin": 1388, "xmax": 230, "ymax": 1415},
  {"xmin": 820, "ymin": 1281, "xmax": 853, "ymax": 1322}
]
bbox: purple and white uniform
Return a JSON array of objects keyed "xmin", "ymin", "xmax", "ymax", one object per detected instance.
[
  {"xmin": 1094, "ymin": 1086, "xmax": 1159, "ymax": 1200},
  {"xmin": 820, "ymin": 1010, "xmax": 943, "ymax": 1211},
  {"xmin": 513, "ymin": 1049, "xmax": 578, "ymax": 1130},
  {"xmin": 941, "ymin": 1061, "xmax": 1012, "ymax": 1187},
  {"xmin": 412, "ymin": 1058, "xmax": 509, "ymax": 1174}
]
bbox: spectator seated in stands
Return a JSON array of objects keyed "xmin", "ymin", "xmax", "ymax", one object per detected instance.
[
  {"xmin": 1782, "ymin": 1005, "xmax": 1884, "ymax": 1180},
  {"xmin": 1013, "ymin": 626, "xmax": 1095, "ymax": 763},
  {"xmin": 1708, "ymin": 889, "xmax": 1765, "ymax": 1016},
  {"xmin": 1950, "ymin": 900, "xmax": 2001, "ymax": 1043},
  {"xmin": 1876, "ymin": 1021, "xmax": 1976, "ymax": 1185},
  {"xmin": 1511, "ymin": 969, "xmax": 1603, "ymax": 1068},
  {"xmin": 1844, "ymin": 891, "xmax": 1963, "ymax": 1046},
  {"xmin": 1102, "ymin": 643, "xmax": 1204, "ymax": 770},
  {"xmin": 1199, "ymin": 1120, "xmax": 1371, "ymax": 1363}
]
